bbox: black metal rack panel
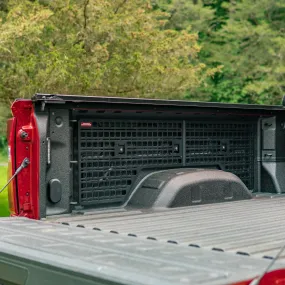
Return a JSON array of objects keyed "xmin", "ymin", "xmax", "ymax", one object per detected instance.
[
  {"xmin": 78, "ymin": 119, "xmax": 256, "ymax": 205},
  {"xmin": 185, "ymin": 121, "xmax": 255, "ymax": 190},
  {"xmin": 78, "ymin": 120, "xmax": 183, "ymax": 205}
]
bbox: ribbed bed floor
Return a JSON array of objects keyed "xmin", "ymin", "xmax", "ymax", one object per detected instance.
[{"xmin": 51, "ymin": 196, "xmax": 285, "ymax": 260}]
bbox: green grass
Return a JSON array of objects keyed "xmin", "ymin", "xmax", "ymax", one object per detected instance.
[
  {"xmin": 0, "ymin": 151, "xmax": 7, "ymax": 162},
  {"xmin": 0, "ymin": 146, "xmax": 9, "ymax": 218}
]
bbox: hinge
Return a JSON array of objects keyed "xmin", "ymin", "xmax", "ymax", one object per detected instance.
[{"xmin": 32, "ymin": 94, "xmax": 65, "ymax": 111}]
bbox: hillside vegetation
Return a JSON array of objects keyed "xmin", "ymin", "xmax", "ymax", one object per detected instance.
[{"xmin": 0, "ymin": 0, "xmax": 284, "ymax": 137}]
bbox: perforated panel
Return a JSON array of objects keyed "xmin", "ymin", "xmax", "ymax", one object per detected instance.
[
  {"xmin": 79, "ymin": 120, "xmax": 183, "ymax": 205},
  {"xmin": 78, "ymin": 119, "xmax": 256, "ymax": 205},
  {"xmin": 185, "ymin": 122, "xmax": 255, "ymax": 190}
]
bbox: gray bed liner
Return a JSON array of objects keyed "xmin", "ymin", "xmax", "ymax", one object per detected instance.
[
  {"xmin": 0, "ymin": 217, "xmax": 285, "ymax": 285},
  {"xmin": 50, "ymin": 196, "xmax": 285, "ymax": 260}
]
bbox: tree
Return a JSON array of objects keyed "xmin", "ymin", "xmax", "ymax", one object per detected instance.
[
  {"xmin": 0, "ymin": 0, "xmax": 215, "ymax": 103},
  {"xmin": 155, "ymin": 0, "xmax": 285, "ymax": 105},
  {"xmin": 2, "ymin": 0, "xmax": 284, "ymax": 139},
  {"xmin": 0, "ymin": 0, "xmax": 53, "ymax": 102},
  {"xmin": 208, "ymin": 0, "xmax": 285, "ymax": 104},
  {"xmin": 153, "ymin": 0, "xmax": 220, "ymax": 101}
]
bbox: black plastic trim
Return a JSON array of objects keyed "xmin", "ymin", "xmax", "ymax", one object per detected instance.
[{"xmin": 32, "ymin": 93, "xmax": 284, "ymax": 111}]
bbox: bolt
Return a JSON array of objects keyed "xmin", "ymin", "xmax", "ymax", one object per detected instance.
[{"xmin": 20, "ymin": 131, "xmax": 28, "ymax": 139}]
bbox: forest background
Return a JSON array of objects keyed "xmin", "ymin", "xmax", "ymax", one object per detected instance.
[{"xmin": 0, "ymin": 0, "xmax": 284, "ymax": 147}]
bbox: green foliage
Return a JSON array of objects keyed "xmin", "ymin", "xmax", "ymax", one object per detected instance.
[
  {"xmin": 0, "ymin": 151, "xmax": 7, "ymax": 163},
  {"xmin": 208, "ymin": 0, "xmax": 285, "ymax": 104},
  {"xmin": 0, "ymin": 0, "xmax": 213, "ymax": 102},
  {"xmin": 153, "ymin": 0, "xmax": 221, "ymax": 102},
  {"xmin": 0, "ymin": 136, "xmax": 7, "ymax": 160},
  {"xmin": 0, "ymin": 166, "xmax": 9, "ymax": 217},
  {"xmin": 0, "ymin": 104, "xmax": 10, "ymax": 138},
  {"xmin": 154, "ymin": 0, "xmax": 214, "ymax": 34},
  {"xmin": 155, "ymin": 0, "xmax": 285, "ymax": 104},
  {"xmin": 0, "ymin": 136, "xmax": 7, "ymax": 149},
  {"xmin": 0, "ymin": 0, "xmax": 53, "ymax": 102},
  {"xmin": 0, "ymin": 0, "xmax": 284, "ymax": 138}
]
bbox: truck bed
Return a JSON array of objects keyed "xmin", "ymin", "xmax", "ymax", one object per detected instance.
[
  {"xmin": 50, "ymin": 195, "xmax": 285, "ymax": 260},
  {"xmin": 0, "ymin": 217, "xmax": 285, "ymax": 285}
]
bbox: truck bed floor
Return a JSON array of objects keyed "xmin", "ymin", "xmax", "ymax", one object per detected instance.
[
  {"xmin": 50, "ymin": 196, "xmax": 285, "ymax": 260},
  {"xmin": 1, "ymin": 217, "xmax": 284, "ymax": 285}
]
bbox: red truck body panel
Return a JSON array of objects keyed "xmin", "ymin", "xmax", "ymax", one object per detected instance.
[{"xmin": 9, "ymin": 100, "xmax": 40, "ymax": 219}]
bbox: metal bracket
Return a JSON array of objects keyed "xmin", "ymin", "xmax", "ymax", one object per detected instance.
[{"xmin": 34, "ymin": 94, "xmax": 65, "ymax": 111}]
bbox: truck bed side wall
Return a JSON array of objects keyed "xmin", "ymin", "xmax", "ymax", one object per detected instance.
[
  {"xmin": 34, "ymin": 107, "xmax": 72, "ymax": 217},
  {"xmin": 10, "ymin": 96, "xmax": 285, "ymax": 219}
]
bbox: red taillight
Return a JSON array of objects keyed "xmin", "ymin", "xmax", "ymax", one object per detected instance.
[
  {"xmin": 260, "ymin": 269, "xmax": 285, "ymax": 285},
  {"xmin": 7, "ymin": 117, "xmax": 18, "ymax": 216},
  {"xmin": 231, "ymin": 269, "xmax": 285, "ymax": 285}
]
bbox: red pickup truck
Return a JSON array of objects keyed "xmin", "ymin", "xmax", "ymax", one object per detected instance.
[{"xmin": 2, "ymin": 93, "xmax": 285, "ymax": 285}]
